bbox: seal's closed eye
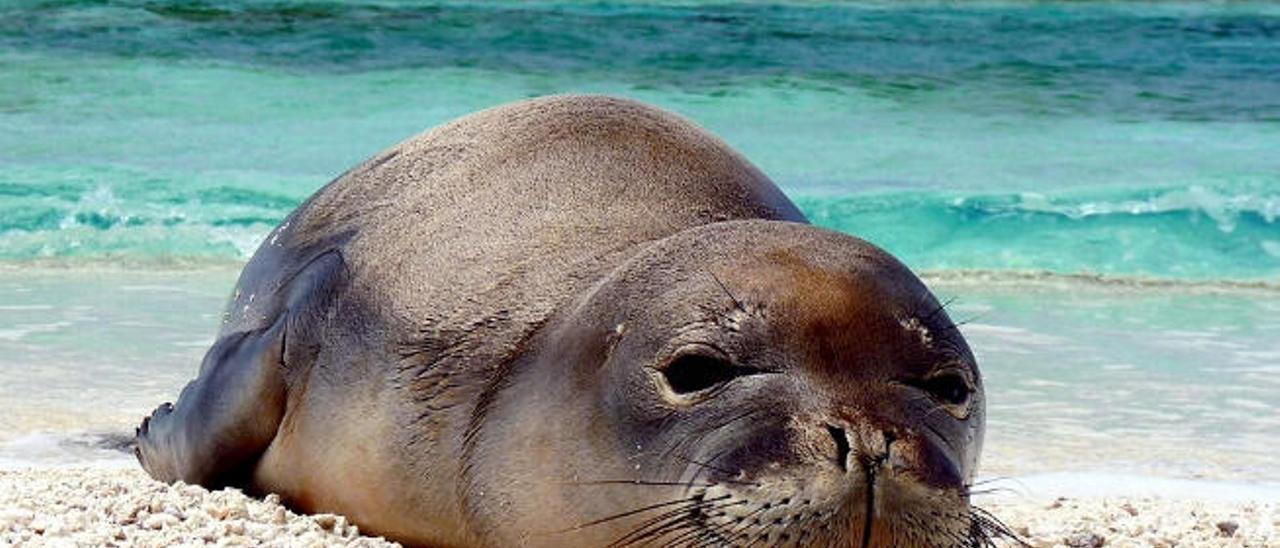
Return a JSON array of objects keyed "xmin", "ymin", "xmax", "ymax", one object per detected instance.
[
  {"xmin": 914, "ymin": 371, "xmax": 973, "ymax": 407},
  {"xmin": 661, "ymin": 352, "xmax": 762, "ymax": 395}
]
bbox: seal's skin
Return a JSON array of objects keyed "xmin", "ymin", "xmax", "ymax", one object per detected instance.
[{"xmin": 136, "ymin": 96, "xmax": 989, "ymax": 547}]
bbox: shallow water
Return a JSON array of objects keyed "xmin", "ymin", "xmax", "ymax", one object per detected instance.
[
  {"xmin": 0, "ymin": 268, "xmax": 227, "ymax": 446},
  {"xmin": 936, "ymin": 277, "xmax": 1280, "ymax": 486},
  {"xmin": 1, "ymin": 267, "xmax": 1277, "ymax": 491}
]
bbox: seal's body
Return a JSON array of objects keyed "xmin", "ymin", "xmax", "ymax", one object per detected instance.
[{"xmin": 137, "ymin": 96, "xmax": 999, "ymax": 547}]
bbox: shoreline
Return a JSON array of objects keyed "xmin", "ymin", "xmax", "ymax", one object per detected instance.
[{"xmin": 3, "ymin": 468, "xmax": 1276, "ymax": 547}]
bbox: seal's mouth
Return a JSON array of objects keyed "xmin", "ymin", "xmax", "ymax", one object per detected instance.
[
  {"xmin": 559, "ymin": 415, "xmax": 1019, "ymax": 547},
  {"xmin": 858, "ymin": 459, "xmax": 879, "ymax": 548},
  {"xmin": 589, "ymin": 459, "xmax": 1022, "ymax": 548},
  {"xmin": 560, "ymin": 458, "xmax": 1021, "ymax": 547}
]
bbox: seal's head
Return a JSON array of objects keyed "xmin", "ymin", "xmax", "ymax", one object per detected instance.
[{"xmin": 467, "ymin": 220, "xmax": 1004, "ymax": 547}]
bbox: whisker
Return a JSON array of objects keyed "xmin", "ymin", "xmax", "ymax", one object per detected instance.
[
  {"xmin": 566, "ymin": 479, "xmax": 725, "ymax": 488},
  {"xmin": 965, "ymin": 487, "xmax": 1021, "ymax": 497},
  {"xmin": 707, "ymin": 270, "xmax": 747, "ymax": 314},
  {"xmin": 609, "ymin": 494, "xmax": 735, "ymax": 547},
  {"xmin": 658, "ymin": 498, "xmax": 747, "ymax": 548},
  {"xmin": 611, "ymin": 505, "xmax": 702, "ymax": 547},
  {"xmin": 937, "ymin": 313, "xmax": 985, "ymax": 335},
  {"xmin": 967, "ymin": 505, "xmax": 1030, "ymax": 548},
  {"xmin": 561, "ymin": 495, "xmax": 713, "ymax": 533},
  {"xmin": 970, "ymin": 476, "xmax": 1016, "ymax": 487},
  {"xmin": 923, "ymin": 295, "xmax": 958, "ymax": 322},
  {"xmin": 675, "ymin": 453, "xmax": 744, "ymax": 480}
]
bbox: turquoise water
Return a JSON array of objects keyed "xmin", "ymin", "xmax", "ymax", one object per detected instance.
[
  {"xmin": 2, "ymin": 1, "xmax": 1279, "ymax": 489},
  {"xmin": 3, "ymin": 1, "xmax": 1279, "ymax": 278}
]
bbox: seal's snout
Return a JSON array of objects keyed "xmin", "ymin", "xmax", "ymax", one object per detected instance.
[
  {"xmin": 819, "ymin": 408, "xmax": 967, "ymax": 495},
  {"xmin": 823, "ymin": 421, "xmax": 898, "ymax": 476}
]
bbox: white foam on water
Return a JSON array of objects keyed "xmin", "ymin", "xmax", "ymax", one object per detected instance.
[
  {"xmin": 0, "ymin": 305, "xmax": 54, "ymax": 311},
  {"xmin": 0, "ymin": 320, "xmax": 73, "ymax": 341},
  {"xmin": 0, "ymin": 431, "xmax": 135, "ymax": 471}
]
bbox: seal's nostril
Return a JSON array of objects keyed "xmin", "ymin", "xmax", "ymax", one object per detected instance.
[{"xmin": 826, "ymin": 424, "xmax": 851, "ymax": 472}]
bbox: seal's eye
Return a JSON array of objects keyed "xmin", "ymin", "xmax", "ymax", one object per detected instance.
[
  {"xmin": 920, "ymin": 372, "xmax": 971, "ymax": 406},
  {"xmin": 662, "ymin": 354, "xmax": 753, "ymax": 395}
]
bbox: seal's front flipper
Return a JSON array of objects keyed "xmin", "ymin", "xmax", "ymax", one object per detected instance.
[
  {"xmin": 136, "ymin": 250, "xmax": 347, "ymax": 488},
  {"xmin": 136, "ymin": 316, "xmax": 288, "ymax": 487}
]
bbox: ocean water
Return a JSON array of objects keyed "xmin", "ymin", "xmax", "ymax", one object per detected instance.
[{"xmin": 2, "ymin": 1, "xmax": 1279, "ymax": 494}]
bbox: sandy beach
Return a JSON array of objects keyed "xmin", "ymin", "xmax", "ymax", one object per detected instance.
[
  {"xmin": 1, "ymin": 467, "xmax": 1274, "ymax": 547},
  {"xmin": 984, "ymin": 496, "xmax": 1278, "ymax": 547},
  {"xmin": 0, "ymin": 468, "xmax": 397, "ymax": 547}
]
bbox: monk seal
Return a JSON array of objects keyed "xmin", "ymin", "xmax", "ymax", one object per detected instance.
[{"xmin": 135, "ymin": 95, "xmax": 1006, "ymax": 547}]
